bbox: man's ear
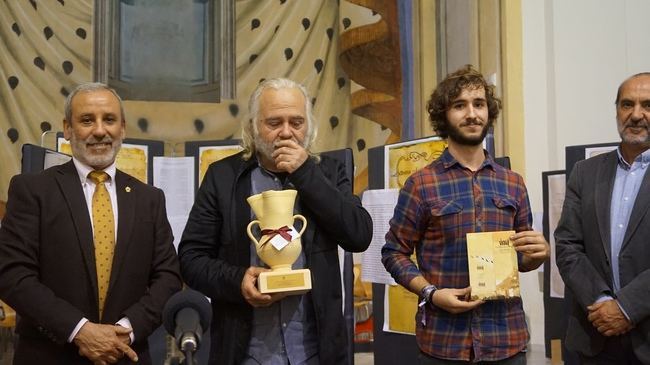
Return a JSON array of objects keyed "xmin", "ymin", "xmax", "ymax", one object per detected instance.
[
  {"xmin": 121, "ymin": 119, "xmax": 126, "ymax": 139},
  {"xmin": 62, "ymin": 119, "xmax": 71, "ymax": 140}
]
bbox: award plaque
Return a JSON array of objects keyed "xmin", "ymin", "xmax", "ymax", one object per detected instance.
[
  {"xmin": 466, "ymin": 230, "xmax": 520, "ymax": 300},
  {"xmin": 246, "ymin": 190, "xmax": 311, "ymax": 295}
]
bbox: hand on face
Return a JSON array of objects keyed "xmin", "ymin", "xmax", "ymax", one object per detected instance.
[
  {"xmin": 271, "ymin": 139, "xmax": 308, "ymax": 174},
  {"xmin": 254, "ymin": 87, "xmax": 310, "ymax": 173}
]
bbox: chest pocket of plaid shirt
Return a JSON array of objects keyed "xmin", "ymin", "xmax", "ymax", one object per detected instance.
[
  {"xmin": 429, "ymin": 199, "xmax": 463, "ymax": 235},
  {"xmin": 490, "ymin": 195, "xmax": 519, "ymax": 228}
]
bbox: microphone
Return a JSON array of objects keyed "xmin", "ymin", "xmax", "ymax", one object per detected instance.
[{"xmin": 163, "ymin": 289, "xmax": 212, "ymax": 363}]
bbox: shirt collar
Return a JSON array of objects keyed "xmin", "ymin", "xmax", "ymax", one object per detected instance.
[
  {"xmin": 439, "ymin": 148, "xmax": 496, "ymax": 171},
  {"xmin": 72, "ymin": 157, "xmax": 117, "ymax": 185},
  {"xmin": 615, "ymin": 146, "xmax": 650, "ymax": 169},
  {"xmin": 254, "ymin": 158, "xmax": 292, "ymax": 187}
]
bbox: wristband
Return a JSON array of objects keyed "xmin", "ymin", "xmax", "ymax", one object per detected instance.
[{"xmin": 418, "ymin": 284, "xmax": 437, "ymax": 308}]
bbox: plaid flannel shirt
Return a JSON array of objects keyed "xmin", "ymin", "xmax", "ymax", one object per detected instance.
[{"xmin": 382, "ymin": 149, "xmax": 531, "ymax": 361}]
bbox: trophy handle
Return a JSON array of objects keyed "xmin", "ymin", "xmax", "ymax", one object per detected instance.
[
  {"xmin": 293, "ymin": 214, "xmax": 307, "ymax": 237},
  {"xmin": 246, "ymin": 220, "xmax": 261, "ymax": 246}
]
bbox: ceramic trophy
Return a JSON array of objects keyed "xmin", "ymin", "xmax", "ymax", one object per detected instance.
[{"xmin": 246, "ymin": 189, "xmax": 310, "ymax": 294}]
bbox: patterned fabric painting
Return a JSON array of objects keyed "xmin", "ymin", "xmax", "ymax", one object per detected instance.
[{"xmin": 0, "ymin": 0, "xmax": 396, "ymax": 201}]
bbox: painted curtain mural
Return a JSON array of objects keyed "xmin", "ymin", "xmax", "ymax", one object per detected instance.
[{"xmin": 0, "ymin": 0, "xmax": 399, "ymax": 202}]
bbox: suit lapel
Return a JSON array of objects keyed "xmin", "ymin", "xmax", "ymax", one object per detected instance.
[
  {"xmin": 621, "ymin": 163, "xmax": 650, "ymax": 251},
  {"xmin": 595, "ymin": 152, "xmax": 617, "ymax": 263},
  {"xmin": 55, "ymin": 161, "xmax": 99, "ymax": 299},
  {"xmin": 109, "ymin": 170, "xmax": 135, "ymax": 291}
]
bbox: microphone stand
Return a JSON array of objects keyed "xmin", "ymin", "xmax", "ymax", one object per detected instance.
[
  {"xmin": 183, "ymin": 350, "xmax": 194, "ymax": 365},
  {"xmin": 180, "ymin": 331, "xmax": 198, "ymax": 365}
]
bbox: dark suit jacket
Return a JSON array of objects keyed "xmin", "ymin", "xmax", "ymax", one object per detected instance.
[
  {"xmin": 0, "ymin": 160, "xmax": 182, "ymax": 364},
  {"xmin": 178, "ymin": 152, "xmax": 372, "ymax": 365},
  {"xmin": 555, "ymin": 150, "xmax": 650, "ymax": 363}
]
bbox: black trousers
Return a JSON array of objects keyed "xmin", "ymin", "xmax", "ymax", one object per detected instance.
[{"xmin": 580, "ymin": 334, "xmax": 643, "ymax": 365}]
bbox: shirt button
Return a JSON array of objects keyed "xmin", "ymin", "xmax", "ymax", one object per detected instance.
[
  {"xmin": 624, "ymin": 197, "xmax": 629, "ymax": 201},
  {"xmin": 618, "ymin": 224, "xmax": 624, "ymax": 228},
  {"xmin": 282, "ymin": 322, "xmax": 287, "ymax": 328},
  {"xmin": 631, "ymin": 172, "xmax": 636, "ymax": 175}
]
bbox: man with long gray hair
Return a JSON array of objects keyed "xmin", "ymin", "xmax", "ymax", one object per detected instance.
[{"xmin": 179, "ymin": 78, "xmax": 372, "ymax": 364}]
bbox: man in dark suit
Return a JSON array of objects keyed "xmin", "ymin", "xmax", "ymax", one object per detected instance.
[
  {"xmin": 178, "ymin": 78, "xmax": 372, "ymax": 364},
  {"xmin": 0, "ymin": 83, "xmax": 182, "ymax": 364},
  {"xmin": 555, "ymin": 72, "xmax": 650, "ymax": 364}
]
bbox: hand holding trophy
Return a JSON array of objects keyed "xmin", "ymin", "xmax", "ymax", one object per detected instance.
[{"xmin": 246, "ymin": 189, "xmax": 311, "ymax": 295}]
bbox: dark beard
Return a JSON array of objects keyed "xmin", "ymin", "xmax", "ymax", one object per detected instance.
[{"xmin": 447, "ymin": 120, "xmax": 491, "ymax": 146}]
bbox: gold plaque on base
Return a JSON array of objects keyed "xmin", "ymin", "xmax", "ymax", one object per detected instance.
[
  {"xmin": 258, "ymin": 269, "xmax": 312, "ymax": 295},
  {"xmin": 466, "ymin": 230, "xmax": 520, "ymax": 300}
]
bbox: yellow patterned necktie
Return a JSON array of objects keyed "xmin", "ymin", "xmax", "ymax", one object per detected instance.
[{"xmin": 87, "ymin": 170, "xmax": 115, "ymax": 319}]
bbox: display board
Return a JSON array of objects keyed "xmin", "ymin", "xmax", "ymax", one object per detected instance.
[
  {"xmin": 184, "ymin": 139, "xmax": 243, "ymax": 190},
  {"xmin": 542, "ymin": 170, "xmax": 568, "ymax": 363},
  {"xmin": 21, "ymin": 143, "xmax": 71, "ymax": 173}
]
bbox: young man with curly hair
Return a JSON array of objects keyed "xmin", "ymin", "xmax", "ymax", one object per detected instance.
[{"xmin": 382, "ymin": 65, "xmax": 550, "ymax": 364}]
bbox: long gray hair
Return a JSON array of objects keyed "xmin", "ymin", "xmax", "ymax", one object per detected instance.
[{"xmin": 241, "ymin": 78, "xmax": 318, "ymax": 160}]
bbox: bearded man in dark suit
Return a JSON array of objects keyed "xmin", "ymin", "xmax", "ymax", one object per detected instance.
[{"xmin": 0, "ymin": 83, "xmax": 182, "ymax": 364}]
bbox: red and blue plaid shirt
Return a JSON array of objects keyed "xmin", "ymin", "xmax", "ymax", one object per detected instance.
[{"xmin": 382, "ymin": 149, "xmax": 531, "ymax": 361}]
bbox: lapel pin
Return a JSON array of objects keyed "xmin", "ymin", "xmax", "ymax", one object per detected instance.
[{"xmin": 125, "ymin": 186, "xmax": 131, "ymax": 193}]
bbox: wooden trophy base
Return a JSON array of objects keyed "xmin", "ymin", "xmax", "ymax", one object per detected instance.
[{"xmin": 258, "ymin": 269, "xmax": 312, "ymax": 295}]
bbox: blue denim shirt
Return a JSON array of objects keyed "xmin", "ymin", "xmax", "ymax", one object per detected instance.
[{"xmin": 243, "ymin": 165, "xmax": 319, "ymax": 365}]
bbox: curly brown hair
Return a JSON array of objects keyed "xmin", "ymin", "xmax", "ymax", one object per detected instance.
[{"xmin": 426, "ymin": 65, "xmax": 501, "ymax": 138}]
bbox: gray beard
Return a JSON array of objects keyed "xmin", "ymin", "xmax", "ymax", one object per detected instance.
[
  {"xmin": 253, "ymin": 136, "xmax": 276, "ymax": 162},
  {"xmin": 70, "ymin": 135, "xmax": 121, "ymax": 169}
]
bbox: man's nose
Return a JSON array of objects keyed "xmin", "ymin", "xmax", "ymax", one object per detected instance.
[
  {"xmin": 467, "ymin": 105, "xmax": 478, "ymax": 119},
  {"xmin": 279, "ymin": 122, "xmax": 292, "ymax": 137},
  {"xmin": 631, "ymin": 104, "xmax": 645, "ymax": 121},
  {"xmin": 92, "ymin": 120, "xmax": 107, "ymax": 137}
]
